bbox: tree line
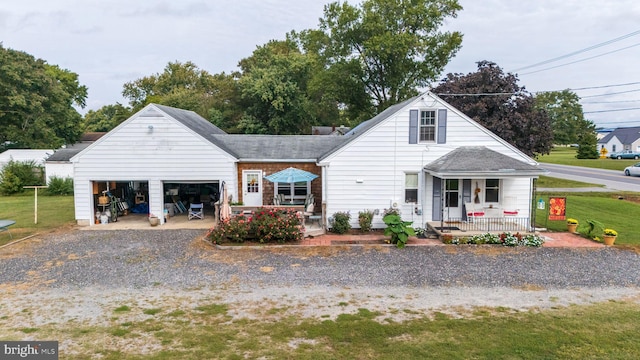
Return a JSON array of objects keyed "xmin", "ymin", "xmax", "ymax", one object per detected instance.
[{"xmin": 0, "ymin": 0, "xmax": 598, "ymax": 158}]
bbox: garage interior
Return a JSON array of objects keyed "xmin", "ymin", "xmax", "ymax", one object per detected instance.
[{"xmin": 92, "ymin": 180, "xmax": 220, "ymax": 225}]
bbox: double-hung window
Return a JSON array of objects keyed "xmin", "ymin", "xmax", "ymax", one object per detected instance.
[
  {"xmin": 420, "ymin": 110, "xmax": 436, "ymax": 142},
  {"xmin": 405, "ymin": 173, "xmax": 418, "ymax": 203},
  {"xmin": 485, "ymin": 179, "xmax": 500, "ymax": 203}
]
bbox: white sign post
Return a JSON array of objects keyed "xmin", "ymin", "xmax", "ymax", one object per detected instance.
[{"xmin": 23, "ymin": 186, "xmax": 48, "ymax": 224}]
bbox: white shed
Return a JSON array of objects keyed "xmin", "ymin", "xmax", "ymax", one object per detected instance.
[
  {"xmin": 0, "ymin": 149, "xmax": 53, "ymax": 168},
  {"xmin": 70, "ymin": 104, "xmax": 238, "ymax": 226}
]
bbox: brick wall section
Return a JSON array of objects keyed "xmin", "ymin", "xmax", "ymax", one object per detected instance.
[{"xmin": 237, "ymin": 162, "xmax": 322, "ymax": 207}]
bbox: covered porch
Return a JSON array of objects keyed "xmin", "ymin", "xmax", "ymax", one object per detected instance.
[{"xmin": 423, "ymin": 146, "xmax": 547, "ymax": 233}]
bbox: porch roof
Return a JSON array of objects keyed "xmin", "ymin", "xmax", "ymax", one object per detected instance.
[{"xmin": 423, "ymin": 146, "xmax": 547, "ymax": 178}]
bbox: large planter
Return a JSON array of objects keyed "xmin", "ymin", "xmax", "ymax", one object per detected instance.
[
  {"xmin": 603, "ymin": 235, "xmax": 616, "ymax": 246},
  {"xmin": 567, "ymin": 224, "xmax": 578, "ymax": 233}
]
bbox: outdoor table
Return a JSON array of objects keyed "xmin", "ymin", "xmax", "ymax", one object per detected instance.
[{"xmin": 0, "ymin": 219, "xmax": 16, "ymax": 239}]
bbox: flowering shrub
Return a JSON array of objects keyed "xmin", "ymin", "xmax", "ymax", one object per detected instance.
[
  {"xmin": 207, "ymin": 215, "xmax": 250, "ymax": 244},
  {"xmin": 567, "ymin": 218, "xmax": 579, "ymax": 225},
  {"xmin": 463, "ymin": 232, "xmax": 544, "ymax": 247},
  {"xmin": 251, "ymin": 207, "xmax": 304, "ymax": 243},
  {"xmin": 603, "ymin": 228, "xmax": 618, "ymax": 236}
]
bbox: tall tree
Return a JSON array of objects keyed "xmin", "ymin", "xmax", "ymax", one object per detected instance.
[
  {"xmin": 433, "ymin": 61, "xmax": 553, "ymax": 157},
  {"xmin": 237, "ymin": 39, "xmax": 323, "ymax": 134},
  {"xmin": 534, "ymin": 90, "xmax": 593, "ymax": 146},
  {"xmin": 83, "ymin": 103, "xmax": 132, "ymax": 132},
  {"xmin": 293, "ymin": 0, "xmax": 463, "ymax": 115},
  {"xmin": 0, "ymin": 45, "xmax": 87, "ymax": 148},
  {"xmin": 121, "ymin": 61, "xmax": 243, "ymax": 131}
]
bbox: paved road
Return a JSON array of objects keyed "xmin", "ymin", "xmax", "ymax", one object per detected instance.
[{"xmin": 540, "ymin": 163, "xmax": 640, "ymax": 192}]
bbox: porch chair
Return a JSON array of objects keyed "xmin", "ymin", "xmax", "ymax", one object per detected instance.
[
  {"xmin": 502, "ymin": 196, "xmax": 519, "ymax": 217},
  {"xmin": 188, "ymin": 203, "xmax": 204, "ymax": 220},
  {"xmin": 464, "ymin": 202, "xmax": 485, "ymax": 222},
  {"xmin": 303, "ymin": 203, "xmax": 321, "ymax": 227}
]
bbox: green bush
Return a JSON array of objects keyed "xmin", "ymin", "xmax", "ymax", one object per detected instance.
[
  {"xmin": 0, "ymin": 160, "xmax": 45, "ymax": 195},
  {"xmin": 383, "ymin": 213, "xmax": 415, "ymax": 248},
  {"xmin": 46, "ymin": 176, "xmax": 74, "ymax": 195},
  {"xmin": 330, "ymin": 211, "xmax": 351, "ymax": 234},
  {"xmin": 358, "ymin": 210, "xmax": 374, "ymax": 232}
]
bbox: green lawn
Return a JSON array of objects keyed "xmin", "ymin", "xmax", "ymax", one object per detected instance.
[
  {"xmin": 534, "ymin": 191, "xmax": 639, "ymax": 245},
  {"xmin": 0, "ymin": 191, "xmax": 75, "ymax": 245},
  {"xmin": 536, "ymin": 146, "xmax": 638, "ymax": 170},
  {"xmin": 3, "ymin": 300, "xmax": 640, "ymax": 359}
]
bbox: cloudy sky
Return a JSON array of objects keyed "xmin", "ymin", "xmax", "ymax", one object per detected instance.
[{"xmin": 2, "ymin": 0, "xmax": 640, "ymax": 127}]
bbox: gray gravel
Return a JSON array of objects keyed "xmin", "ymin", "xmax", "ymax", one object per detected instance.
[{"xmin": 2, "ymin": 229, "xmax": 640, "ymax": 290}]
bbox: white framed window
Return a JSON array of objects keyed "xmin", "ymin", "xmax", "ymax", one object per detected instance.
[
  {"xmin": 485, "ymin": 179, "xmax": 500, "ymax": 203},
  {"xmin": 419, "ymin": 110, "xmax": 436, "ymax": 142},
  {"xmin": 404, "ymin": 173, "xmax": 418, "ymax": 203}
]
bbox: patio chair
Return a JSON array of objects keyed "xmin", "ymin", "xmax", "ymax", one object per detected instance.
[
  {"xmin": 188, "ymin": 203, "xmax": 204, "ymax": 220},
  {"xmin": 303, "ymin": 203, "xmax": 321, "ymax": 227},
  {"xmin": 502, "ymin": 196, "xmax": 519, "ymax": 217},
  {"xmin": 465, "ymin": 202, "xmax": 485, "ymax": 222}
]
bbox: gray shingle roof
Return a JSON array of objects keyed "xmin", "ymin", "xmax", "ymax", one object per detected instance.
[
  {"xmin": 598, "ymin": 126, "xmax": 640, "ymax": 144},
  {"xmin": 46, "ymin": 143, "xmax": 91, "ymax": 162},
  {"xmin": 212, "ymin": 135, "xmax": 345, "ymax": 160},
  {"xmin": 153, "ymin": 104, "xmax": 240, "ymax": 157},
  {"xmin": 423, "ymin": 146, "xmax": 546, "ymax": 177}
]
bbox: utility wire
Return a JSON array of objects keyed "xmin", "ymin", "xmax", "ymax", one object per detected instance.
[
  {"xmin": 511, "ymin": 29, "xmax": 640, "ymax": 72},
  {"xmin": 584, "ymin": 107, "xmax": 640, "ymax": 114},
  {"xmin": 580, "ymin": 88, "xmax": 640, "ymax": 98},
  {"xmin": 519, "ymin": 42, "xmax": 640, "ymax": 76},
  {"xmin": 582, "ymin": 99, "xmax": 640, "ymax": 104}
]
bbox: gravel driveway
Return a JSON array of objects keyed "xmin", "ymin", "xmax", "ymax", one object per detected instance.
[{"xmin": 2, "ymin": 229, "xmax": 640, "ymax": 327}]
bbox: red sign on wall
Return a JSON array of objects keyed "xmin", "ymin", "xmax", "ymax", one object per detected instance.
[{"xmin": 548, "ymin": 197, "xmax": 566, "ymax": 221}]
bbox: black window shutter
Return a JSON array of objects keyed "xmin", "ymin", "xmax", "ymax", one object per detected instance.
[
  {"xmin": 437, "ymin": 109, "xmax": 447, "ymax": 144},
  {"xmin": 409, "ymin": 109, "xmax": 418, "ymax": 144}
]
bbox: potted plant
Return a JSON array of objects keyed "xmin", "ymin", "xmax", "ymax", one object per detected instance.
[
  {"xmin": 602, "ymin": 228, "xmax": 618, "ymax": 245},
  {"xmin": 566, "ymin": 218, "xmax": 578, "ymax": 233}
]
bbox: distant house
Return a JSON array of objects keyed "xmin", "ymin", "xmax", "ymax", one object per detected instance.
[
  {"xmin": 0, "ymin": 149, "xmax": 53, "ymax": 169},
  {"xmin": 70, "ymin": 92, "xmax": 547, "ymax": 231},
  {"xmin": 597, "ymin": 126, "xmax": 640, "ymax": 154}
]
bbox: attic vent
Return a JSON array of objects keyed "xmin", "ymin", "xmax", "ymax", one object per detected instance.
[{"xmin": 140, "ymin": 109, "xmax": 162, "ymax": 117}]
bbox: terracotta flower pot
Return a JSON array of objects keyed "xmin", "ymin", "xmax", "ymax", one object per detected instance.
[
  {"xmin": 149, "ymin": 216, "xmax": 159, "ymax": 226},
  {"xmin": 603, "ymin": 235, "xmax": 616, "ymax": 246},
  {"xmin": 567, "ymin": 224, "xmax": 577, "ymax": 233}
]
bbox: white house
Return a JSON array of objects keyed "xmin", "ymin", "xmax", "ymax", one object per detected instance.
[
  {"xmin": 597, "ymin": 126, "xmax": 640, "ymax": 155},
  {"xmin": 317, "ymin": 92, "xmax": 546, "ymax": 229},
  {"xmin": 70, "ymin": 92, "xmax": 546, "ymax": 231}
]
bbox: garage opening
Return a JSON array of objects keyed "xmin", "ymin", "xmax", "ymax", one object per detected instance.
[
  {"xmin": 162, "ymin": 181, "xmax": 220, "ymax": 219},
  {"xmin": 93, "ymin": 180, "xmax": 148, "ymax": 224}
]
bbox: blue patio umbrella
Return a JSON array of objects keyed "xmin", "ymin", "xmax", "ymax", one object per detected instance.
[{"xmin": 264, "ymin": 167, "xmax": 318, "ymax": 183}]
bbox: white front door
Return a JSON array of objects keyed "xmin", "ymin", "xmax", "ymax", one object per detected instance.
[
  {"xmin": 243, "ymin": 170, "xmax": 262, "ymax": 206},
  {"xmin": 444, "ymin": 179, "xmax": 461, "ymax": 219}
]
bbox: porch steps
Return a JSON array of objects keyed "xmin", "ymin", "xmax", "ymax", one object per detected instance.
[{"xmin": 304, "ymin": 228, "xmax": 325, "ymax": 237}]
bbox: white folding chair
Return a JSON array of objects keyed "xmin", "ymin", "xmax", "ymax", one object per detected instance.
[{"xmin": 188, "ymin": 203, "xmax": 204, "ymax": 220}]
